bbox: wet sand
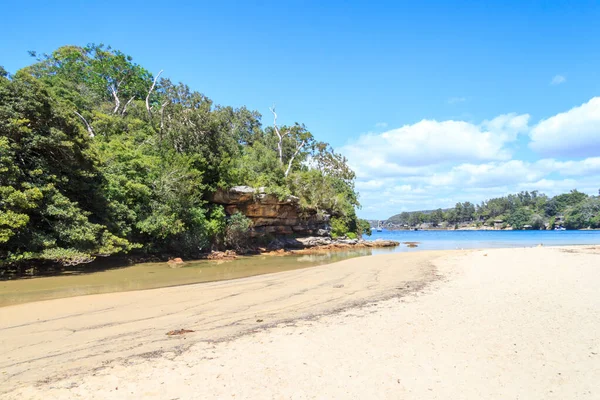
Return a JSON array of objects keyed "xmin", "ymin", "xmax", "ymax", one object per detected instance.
[
  {"xmin": 3, "ymin": 246, "xmax": 600, "ymax": 399},
  {"xmin": 0, "ymin": 250, "xmax": 441, "ymax": 397}
]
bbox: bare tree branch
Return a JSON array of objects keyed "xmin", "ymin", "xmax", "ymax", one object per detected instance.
[
  {"xmin": 110, "ymin": 84, "xmax": 120, "ymax": 113},
  {"xmin": 285, "ymin": 139, "xmax": 306, "ymax": 177},
  {"xmin": 146, "ymin": 69, "xmax": 164, "ymax": 120},
  {"xmin": 74, "ymin": 111, "xmax": 95, "ymax": 138},
  {"xmin": 121, "ymin": 96, "xmax": 135, "ymax": 115},
  {"xmin": 269, "ymin": 105, "xmax": 285, "ymax": 165}
]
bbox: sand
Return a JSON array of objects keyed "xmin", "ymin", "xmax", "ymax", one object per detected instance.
[{"xmin": 2, "ymin": 246, "xmax": 600, "ymax": 399}]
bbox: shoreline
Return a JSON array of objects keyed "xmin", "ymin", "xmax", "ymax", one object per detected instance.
[
  {"xmin": 0, "ymin": 250, "xmax": 445, "ymax": 395},
  {"xmin": 1, "ymin": 239, "xmax": 597, "ymax": 308},
  {"xmin": 0, "ymin": 240, "xmax": 400, "ymax": 308},
  {"xmin": 3, "ymin": 245, "xmax": 600, "ymax": 398},
  {"xmin": 4, "ymin": 245, "xmax": 600, "ymax": 399}
]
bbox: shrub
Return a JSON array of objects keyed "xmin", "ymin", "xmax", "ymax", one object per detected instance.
[
  {"xmin": 224, "ymin": 212, "xmax": 253, "ymax": 252},
  {"xmin": 357, "ymin": 219, "xmax": 372, "ymax": 237},
  {"xmin": 330, "ymin": 216, "xmax": 349, "ymax": 238}
]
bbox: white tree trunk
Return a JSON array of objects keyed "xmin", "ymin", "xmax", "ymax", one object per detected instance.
[
  {"xmin": 110, "ymin": 85, "xmax": 120, "ymax": 114},
  {"xmin": 284, "ymin": 140, "xmax": 306, "ymax": 177},
  {"xmin": 269, "ymin": 106, "xmax": 285, "ymax": 165},
  {"xmin": 146, "ymin": 70, "xmax": 163, "ymax": 120},
  {"xmin": 121, "ymin": 96, "xmax": 135, "ymax": 115},
  {"xmin": 74, "ymin": 111, "xmax": 95, "ymax": 138}
]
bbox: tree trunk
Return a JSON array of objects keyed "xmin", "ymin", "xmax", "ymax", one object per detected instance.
[{"xmin": 146, "ymin": 70, "xmax": 163, "ymax": 120}]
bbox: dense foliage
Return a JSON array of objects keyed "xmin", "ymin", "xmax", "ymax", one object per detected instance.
[
  {"xmin": 386, "ymin": 190, "xmax": 600, "ymax": 230},
  {"xmin": 0, "ymin": 45, "xmax": 367, "ymax": 268}
]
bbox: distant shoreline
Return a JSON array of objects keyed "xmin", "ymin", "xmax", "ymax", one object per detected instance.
[{"xmin": 376, "ymin": 227, "xmax": 600, "ymax": 231}]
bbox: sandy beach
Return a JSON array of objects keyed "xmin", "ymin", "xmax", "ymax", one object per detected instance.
[{"xmin": 2, "ymin": 246, "xmax": 600, "ymax": 399}]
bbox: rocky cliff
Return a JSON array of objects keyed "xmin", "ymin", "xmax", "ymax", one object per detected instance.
[{"xmin": 210, "ymin": 186, "xmax": 330, "ymax": 237}]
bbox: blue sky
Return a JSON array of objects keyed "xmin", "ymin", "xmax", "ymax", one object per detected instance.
[{"xmin": 2, "ymin": 0, "xmax": 600, "ymax": 219}]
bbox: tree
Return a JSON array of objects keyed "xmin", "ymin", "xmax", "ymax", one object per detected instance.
[
  {"xmin": 0, "ymin": 71, "xmax": 131, "ymax": 266},
  {"xmin": 507, "ymin": 208, "xmax": 533, "ymax": 230},
  {"xmin": 430, "ymin": 209, "xmax": 444, "ymax": 226},
  {"xmin": 2, "ymin": 44, "xmax": 368, "ymax": 270},
  {"xmin": 268, "ymin": 106, "xmax": 314, "ymax": 177}
]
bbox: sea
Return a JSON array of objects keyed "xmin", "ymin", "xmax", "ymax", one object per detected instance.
[{"xmin": 368, "ymin": 229, "xmax": 600, "ymax": 252}]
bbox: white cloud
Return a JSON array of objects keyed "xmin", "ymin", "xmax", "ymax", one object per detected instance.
[
  {"xmin": 551, "ymin": 75, "xmax": 566, "ymax": 85},
  {"xmin": 355, "ymin": 179, "xmax": 385, "ymax": 191},
  {"xmin": 374, "ymin": 122, "xmax": 388, "ymax": 128},
  {"xmin": 353, "ymin": 156, "xmax": 600, "ymax": 218},
  {"xmin": 529, "ymin": 97, "xmax": 600, "ymax": 156},
  {"xmin": 425, "ymin": 157, "xmax": 600, "ymax": 189},
  {"xmin": 448, "ymin": 97, "xmax": 466, "ymax": 104},
  {"xmin": 346, "ymin": 97, "xmax": 600, "ymax": 219},
  {"xmin": 426, "ymin": 160, "xmax": 544, "ymax": 188},
  {"xmin": 535, "ymin": 157, "xmax": 600, "ymax": 176},
  {"xmin": 481, "ymin": 113, "xmax": 530, "ymax": 141},
  {"xmin": 341, "ymin": 114, "xmax": 529, "ymax": 180}
]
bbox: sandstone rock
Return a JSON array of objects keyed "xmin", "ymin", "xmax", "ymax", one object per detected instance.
[
  {"xmin": 316, "ymin": 228, "xmax": 330, "ymax": 237},
  {"xmin": 361, "ymin": 239, "xmax": 399, "ymax": 248},
  {"xmin": 253, "ymin": 217, "xmax": 300, "ymax": 227},
  {"xmin": 167, "ymin": 257, "xmax": 185, "ymax": 268},
  {"xmin": 296, "ymin": 236, "xmax": 333, "ymax": 247},
  {"xmin": 207, "ymin": 250, "xmax": 237, "ymax": 260},
  {"xmin": 210, "ymin": 186, "xmax": 255, "ymax": 204},
  {"xmin": 210, "ymin": 186, "xmax": 331, "ymax": 240}
]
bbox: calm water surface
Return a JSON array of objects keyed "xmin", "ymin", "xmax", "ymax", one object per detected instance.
[
  {"xmin": 2, "ymin": 230, "xmax": 599, "ymax": 307},
  {"xmin": 0, "ymin": 250, "xmax": 373, "ymax": 307},
  {"xmin": 369, "ymin": 229, "xmax": 600, "ymax": 251}
]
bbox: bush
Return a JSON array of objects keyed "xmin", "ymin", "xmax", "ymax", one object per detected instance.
[
  {"xmin": 330, "ymin": 216, "xmax": 349, "ymax": 238},
  {"xmin": 357, "ymin": 219, "xmax": 372, "ymax": 237},
  {"xmin": 507, "ymin": 208, "xmax": 533, "ymax": 230},
  {"xmin": 224, "ymin": 212, "xmax": 253, "ymax": 252}
]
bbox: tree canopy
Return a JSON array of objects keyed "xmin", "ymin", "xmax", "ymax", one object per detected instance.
[{"xmin": 1, "ymin": 44, "xmax": 367, "ymax": 269}]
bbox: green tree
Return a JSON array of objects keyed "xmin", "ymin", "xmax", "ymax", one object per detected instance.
[{"xmin": 507, "ymin": 208, "xmax": 533, "ymax": 230}]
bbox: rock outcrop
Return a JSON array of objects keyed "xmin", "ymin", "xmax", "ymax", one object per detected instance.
[
  {"xmin": 210, "ymin": 186, "xmax": 330, "ymax": 237},
  {"xmin": 266, "ymin": 237, "xmax": 400, "ymax": 252}
]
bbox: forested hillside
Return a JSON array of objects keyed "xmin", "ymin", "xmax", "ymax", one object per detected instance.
[
  {"xmin": 0, "ymin": 45, "xmax": 368, "ymax": 269},
  {"xmin": 386, "ymin": 190, "xmax": 600, "ymax": 230}
]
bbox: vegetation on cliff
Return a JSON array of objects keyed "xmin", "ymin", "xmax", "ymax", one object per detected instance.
[
  {"xmin": 386, "ymin": 190, "xmax": 600, "ymax": 230},
  {"xmin": 0, "ymin": 44, "xmax": 369, "ymax": 269}
]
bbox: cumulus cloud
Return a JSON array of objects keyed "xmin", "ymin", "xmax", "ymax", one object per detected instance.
[
  {"xmin": 481, "ymin": 113, "xmax": 530, "ymax": 141},
  {"xmin": 529, "ymin": 97, "xmax": 600, "ymax": 156},
  {"xmin": 424, "ymin": 157, "xmax": 600, "ymax": 189},
  {"xmin": 425, "ymin": 160, "xmax": 543, "ymax": 188},
  {"xmin": 341, "ymin": 114, "xmax": 529, "ymax": 180},
  {"xmin": 346, "ymin": 97, "xmax": 600, "ymax": 219},
  {"xmin": 551, "ymin": 75, "xmax": 566, "ymax": 85}
]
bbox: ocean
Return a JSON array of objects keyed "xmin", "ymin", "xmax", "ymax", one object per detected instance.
[{"xmin": 367, "ymin": 229, "xmax": 600, "ymax": 252}]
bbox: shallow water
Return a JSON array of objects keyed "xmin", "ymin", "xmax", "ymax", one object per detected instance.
[
  {"xmin": 0, "ymin": 249, "xmax": 376, "ymax": 307},
  {"xmin": 3, "ymin": 230, "xmax": 599, "ymax": 307}
]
